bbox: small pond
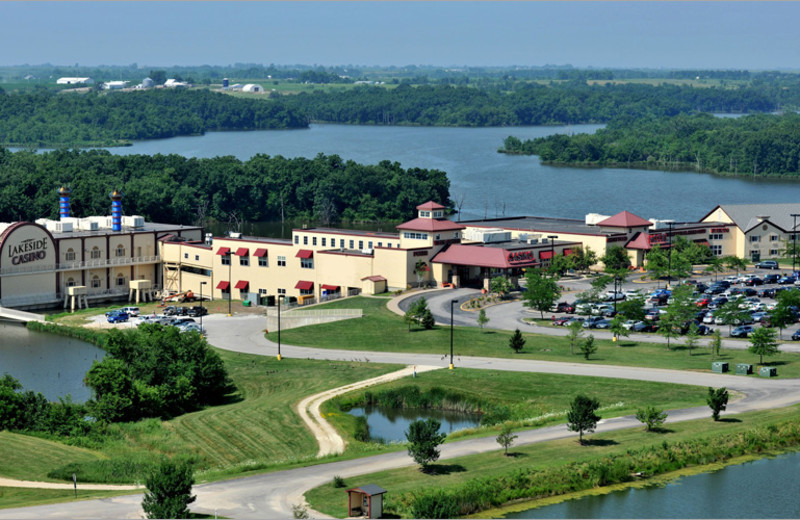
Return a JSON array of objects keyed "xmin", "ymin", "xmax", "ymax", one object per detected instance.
[
  {"xmin": 348, "ymin": 405, "xmax": 482, "ymax": 443},
  {"xmin": 0, "ymin": 321, "xmax": 105, "ymax": 403}
]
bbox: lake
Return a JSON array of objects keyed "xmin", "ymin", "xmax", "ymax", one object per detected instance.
[
  {"xmin": 503, "ymin": 451, "xmax": 800, "ymax": 519},
  {"xmin": 0, "ymin": 322, "xmax": 104, "ymax": 402},
  {"xmin": 111, "ymin": 123, "xmax": 800, "ymax": 223},
  {"xmin": 348, "ymin": 405, "xmax": 481, "ymax": 443}
]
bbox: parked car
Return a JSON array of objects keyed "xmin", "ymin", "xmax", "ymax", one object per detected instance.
[
  {"xmin": 163, "ymin": 306, "xmax": 179, "ymax": 316},
  {"xmin": 705, "ymin": 286, "xmax": 727, "ymax": 295},
  {"xmin": 632, "ymin": 321, "xmax": 657, "ymax": 333},
  {"xmin": 107, "ymin": 311, "xmax": 129, "ymax": 324},
  {"xmin": 564, "ymin": 317, "xmax": 585, "ymax": 327},
  {"xmin": 553, "ymin": 316, "xmax": 572, "ymax": 326},
  {"xmin": 750, "ymin": 311, "xmax": 771, "ymax": 323},
  {"xmin": 707, "ymin": 297, "xmax": 729, "ymax": 310},
  {"xmin": 759, "ymin": 288, "xmax": 777, "ymax": 298},
  {"xmin": 792, "ymin": 329, "xmax": 800, "ymax": 341},
  {"xmin": 118, "ymin": 306, "xmax": 140, "ymax": 316},
  {"xmin": 694, "ymin": 282, "xmax": 709, "ymax": 293},
  {"xmin": 172, "ymin": 317, "xmax": 196, "ymax": 326},
  {"xmin": 105, "ymin": 308, "xmax": 127, "ymax": 317},
  {"xmin": 555, "ymin": 301, "xmax": 575, "ymax": 313},
  {"xmin": 744, "ymin": 276, "xmax": 764, "ymax": 286},
  {"xmin": 178, "ymin": 323, "xmax": 205, "ymax": 334},
  {"xmin": 756, "ymin": 260, "xmax": 780, "ymax": 270},
  {"xmin": 592, "ymin": 304, "xmax": 615, "ymax": 316},
  {"xmin": 603, "ymin": 292, "xmax": 626, "ymax": 302},
  {"xmin": 763, "ymin": 274, "xmax": 781, "ymax": 284},
  {"xmin": 730, "ymin": 325, "xmax": 755, "ymax": 338},
  {"xmin": 703, "ymin": 312, "xmax": 717, "ymax": 324},
  {"xmin": 778, "ymin": 275, "xmax": 797, "ymax": 285},
  {"xmin": 594, "ymin": 319, "xmax": 613, "ymax": 329},
  {"xmin": 694, "ymin": 297, "xmax": 711, "ymax": 308},
  {"xmin": 622, "ymin": 320, "xmax": 638, "ymax": 331},
  {"xmin": 187, "ymin": 306, "xmax": 209, "ymax": 317},
  {"xmin": 583, "ymin": 316, "xmax": 606, "ymax": 329}
]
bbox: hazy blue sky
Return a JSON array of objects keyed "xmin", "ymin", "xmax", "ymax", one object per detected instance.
[{"xmin": 2, "ymin": 2, "xmax": 798, "ymax": 69}]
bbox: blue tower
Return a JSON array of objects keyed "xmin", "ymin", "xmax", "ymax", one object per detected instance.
[
  {"xmin": 110, "ymin": 189, "xmax": 123, "ymax": 231},
  {"xmin": 58, "ymin": 186, "xmax": 71, "ymax": 220}
]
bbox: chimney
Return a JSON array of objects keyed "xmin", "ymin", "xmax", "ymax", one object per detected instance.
[
  {"xmin": 109, "ymin": 189, "xmax": 123, "ymax": 232},
  {"xmin": 58, "ymin": 186, "xmax": 71, "ymax": 220}
]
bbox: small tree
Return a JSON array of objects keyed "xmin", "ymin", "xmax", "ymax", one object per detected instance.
[
  {"xmin": 405, "ymin": 297, "xmax": 430, "ymax": 331},
  {"xmin": 770, "ymin": 289, "xmax": 800, "ymax": 339},
  {"xmin": 420, "ymin": 308, "xmax": 435, "ymax": 330},
  {"xmin": 748, "ymin": 326, "xmax": 779, "ymax": 365},
  {"xmin": 710, "ymin": 329, "xmax": 723, "ymax": 360},
  {"xmin": 601, "ymin": 245, "xmax": 631, "ymax": 272},
  {"xmin": 406, "ymin": 418, "xmax": 447, "ymax": 472},
  {"xmin": 490, "ymin": 276, "xmax": 513, "ymax": 297},
  {"xmin": 496, "ymin": 423, "xmax": 518, "ymax": 456},
  {"xmin": 477, "ymin": 308, "xmax": 489, "ymax": 331},
  {"xmin": 566, "ymin": 320, "xmax": 584, "ymax": 356},
  {"xmin": 508, "ymin": 328, "xmax": 526, "ymax": 353},
  {"xmin": 522, "ymin": 268, "xmax": 562, "ymax": 318},
  {"xmin": 414, "ymin": 260, "xmax": 429, "ymax": 287},
  {"xmin": 567, "ymin": 394, "xmax": 601, "ymax": 444},
  {"xmin": 608, "ymin": 315, "xmax": 629, "ymax": 345},
  {"xmin": 707, "ymin": 387, "xmax": 729, "ymax": 421},
  {"xmin": 142, "ymin": 460, "xmax": 196, "ymax": 519},
  {"xmin": 659, "ymin": 284, "xmax": 695, "ymax": 350},
  {"xmin": 635, "ymin": 406, "xmax": 668, "ymax": 431},
  {"xmin": 684, "ymin": 322, "xmax": 700, "ymax": 356},
  {"xmin": 723, "ymin": 256, "xmax": 748, "ymax": 277},
  {"xmin": 579, "ymin": 335, "xmax": 597, "ymax": 360},
  {"xmin": 716, "ymin": 297, "xmax": 752, "ymax": 335}
]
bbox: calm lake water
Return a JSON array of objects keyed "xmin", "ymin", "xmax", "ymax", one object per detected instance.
[
  {"xmin": 504, "ymin": 451, "xmax": 800, "ymax": 519},
  {"xmin": 112, "ymin": 123, "xmax": 800, "ymax": 223},
  {"xmin": 348, "ymin": 405, "xmax": 481, "ymax": 443},
  {"xmin": 0, "ymin": 321, "xmax": 104, "ymax": 402}
]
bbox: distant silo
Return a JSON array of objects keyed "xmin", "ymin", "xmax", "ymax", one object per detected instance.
[
  {"xmin": 142, "ymin": 77, "xmax": 154, "ymax": 88},
  {"xmin": 222, "ymin": 78, "xmax": 229, "ymax": 88},
  {"xmin": 58, "ymin": 186, "xmax": 71, "ymax": 220},
  {"xmin": 109, "ymin": 190, "xmax": 123, "ymax": 232}
]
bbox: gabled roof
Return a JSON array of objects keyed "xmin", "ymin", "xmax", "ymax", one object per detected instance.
[
  {"xmin": 625, "ymin": 232, "xmax": 652, "ymax": 250},
  {"xmin": 596, "ymin": 211, "xmax": 651, "ymax": 229},
  {"xmin": 346, "ymin": 484, "xmax": 387, "ymax": 496},
  {"xmin": 416, "ymin": 201, "xmax": 446, "ymax": 211},
  {"xmin": 432, "ymin": 244, "xmax": 538, "ymax": 269},
  {"xmin": 700, "ymin": 203, "xmax": 800, "ymax": 233},
  {"xmin": 396, "ymin": 218, "xmax": 465, "ymax": 233}
]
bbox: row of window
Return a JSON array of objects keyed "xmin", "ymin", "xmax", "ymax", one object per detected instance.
[
  {"xmin": 403, "ymin": 232, "xmax": 428, "ymax": 240},
  {"xmin": 65, "ymin": 274, "xmax": 127, "ymax": 288},
  {"xmin": 750, "ymin": 249, "xmax": 781, "ymax": 257},
  {"xmin": 294, "ymin": 235, "xmax": 395, "ymax": 249},
  {"xmin": 65, "ymin": 246, "xmax": 131, "ymax": 261},
  {"xmin": 749, "ymin": 234, "xmax": 796, "ymax": 243},
  {"xmin": 221, "ymin": 255, "xmax": 295, "ymax": 268}
]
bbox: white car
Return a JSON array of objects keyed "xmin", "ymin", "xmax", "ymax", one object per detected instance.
[{"xmin": 120, "ymin": 306, "xmax": 140, "ymax": 317}]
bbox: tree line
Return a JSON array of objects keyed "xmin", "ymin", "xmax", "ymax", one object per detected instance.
[
  {"xmin": 501, "ymin": 112, "xmax": 800, "ymax": 178},
  {"xmin": 0, "ymin": 89, "xmax": 307, "ymax": 147},
  {"xmin": 0, "ymin": 148, "xmax": 451, "ymax": 225}
]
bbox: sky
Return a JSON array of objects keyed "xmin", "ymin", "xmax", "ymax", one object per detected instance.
[{"xmin": 2, "ymin": 1, "xmax": 799, "ymax": 70}]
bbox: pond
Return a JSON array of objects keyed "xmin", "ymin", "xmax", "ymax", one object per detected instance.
[
  {"xmin": 348, "ymin": 405, "xmax": 482, "ymax": 443},
  {"xmin": 503, "ymin": 450, "xmax": 800, "ymax": 519},
  {"xmin": 0, "ymin": 321, "xmax": 104, "ymax": 403}
]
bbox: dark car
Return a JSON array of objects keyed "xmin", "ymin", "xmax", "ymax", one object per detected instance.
[
  {"xmin": 756, "ymin": 260, "xmax": 780, "ymax": 270},
  {"xmin": 759, "ymin": 288, "xmax": 777, "ymax": 298},
  {"xmin": 744, "ymin": 276, "xmax": 764, "ymax": 286},
  {"xmin": 729, "ymin": 287, "xmax": 757, "ymax": 297},
  {"xmin": 694, "ymin": 283, "xmax": 709, "ymax": 293},
  {"xmin": 707, "ymin": 297, "xmax": 729, "ymax": 310},
  {"xmin": 555, "ymin": 301, "xmax": 575, "ymax": 313},
  {"xmin": 163, "ymin": 306, "xmax": 179, "ymax": 316},
  {"xmin": 792, "ymin": 329, "xmax": 800, "ymax": 341},
  {"xmin": 705, "ymin": 286, "xmax": 727, "ymax": 295},
  {"xmin": 763, "ymin": 274, "xmax": 781, "ymax": 284},
  {"xmin": 594, "ymin": 319, "xmax": 613, "ymax": 329},
  {"xmin": 187, "ymin": 306, "xmax": 209, "ymax": 317},
  {"xmin": 583, "ymin": 316, "xmax": 606, "ymax": 329},
  {"xmin": 730, "ymin": 325, "xmax": 755, "ymax": 338},
  {"xmin": 778, "ymin": 275, "xmax": 797, "ymax": 285}
]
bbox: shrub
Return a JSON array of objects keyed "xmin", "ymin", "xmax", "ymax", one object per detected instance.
[{"xmin": 333, "ymin": 475, "xmax": 346, "ymax": 488}]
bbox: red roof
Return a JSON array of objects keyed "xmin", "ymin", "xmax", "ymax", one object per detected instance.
[
  {"xmin": 235, "ymin": 247, "xmax": 249, "ymax": 256},
  {"xmin": 216, "ymin": 281, "xmax": 230, "ymax": 290},
  {"xmin": 432, "ymin": 244, "xmax": 539, "ymax": 269},
  {"xmin": 625, "ymin": 232, "xmax": 652, "ymax": 250},
  {"xmin": 295, "ymin": 280, "xmax": 314, "ymax": 290},
  {"xmin": 596, "ymin": 211, "xmax": 651, "ymax": 228},
  {"xmin": 253, "ymin": 248, "xmax": 268, "ymax": 257},
  {"xmin": 361, "ymin": 275, "xmax": 387, "ymax": 282},
  {"xmin": 234, "ymin": 280, "xmax": 249, "ymax": 290},
  {"xmin": 416, "ymin": 201, "xmax": 446, "ymax": 211},
  {"xmin": 216, "ymin": 247, "xmax": 231, "ymax": 256},
  {"xmin": 396, "ymin": 218, "xmax": 465, "ymax": 233},
  {"xmin": 296, "ymin": 249, "xmax": 313, "ymax": 259},
  {"xmin": 321, "ymin": 284, "xmax": 340, "ymax": 291}
]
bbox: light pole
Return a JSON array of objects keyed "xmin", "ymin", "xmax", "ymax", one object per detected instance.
[
  {"xmin": 199, "ymin": 281, "xmax": 207, "ymax": 330},
  {"xmin": 666, "ymin": 222, "xmax": 675, "ymax": 289},
  {"xmin": 449, "ymin": 299, "xmax": 458, "ymax": 370},
  {"xmin": 791, "ymin": 214, "xmax": 800, "ymax": 275},
  {"xmin": 226, "ymin": 251, "xmax": 232, "ymax": 317},
  {"xmin": 547, "ymin": 235, "xmax": 557, "ymax": 272},
  {"xmin": 277, "ymin": 295, "xmax": 284, "ymax": 361}
]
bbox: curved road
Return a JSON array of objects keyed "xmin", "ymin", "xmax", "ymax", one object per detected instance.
[{"xmin": 4, "ymin": 296, "xmax": 800, "ymax": 519}]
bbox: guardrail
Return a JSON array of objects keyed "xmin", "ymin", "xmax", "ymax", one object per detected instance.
[{"xmin": 0, "ymin": 255, "xmax": 161, "ymax": 276}]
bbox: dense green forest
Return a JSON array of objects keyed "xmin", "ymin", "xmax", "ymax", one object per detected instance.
[
  {"xmin": 0, "ymin": 89, "xmax": 307, "ymax": 147},
  {"xmin": 0, "ymin": 148, "xmax": 451, "ymax": 224},
  {"xmin": 500, "ymin": 112, "xmax": 800, "ymax": 178}
]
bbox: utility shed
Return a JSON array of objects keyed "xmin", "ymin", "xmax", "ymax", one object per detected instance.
[{"xmin": 346, "ymin": 484, "xmax": 387, "ymax": 518}]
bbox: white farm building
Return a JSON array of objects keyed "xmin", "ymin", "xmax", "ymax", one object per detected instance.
[
  {"xmin": 56, "ymin": 77, "xmax": 94, "ymax": 85},
  {"xmin": 242, "ymin": 83, "xmax": 264, "ymax": 93}
]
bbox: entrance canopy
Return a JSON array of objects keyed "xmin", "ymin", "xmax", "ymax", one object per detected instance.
[{"xmin": 433, "ymin": 244, "xmax": 539, "ymax": 269}]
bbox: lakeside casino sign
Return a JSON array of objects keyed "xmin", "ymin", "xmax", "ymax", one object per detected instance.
[
  {"xmin": 0, "ymin": 222, "xmax": 56, "ymax": 270},
  {"xmin": 8, "ymin": 238, "xmax": 48, "ymax": 265}
]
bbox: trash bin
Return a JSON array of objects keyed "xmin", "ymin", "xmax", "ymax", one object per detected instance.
[
  {"xmin": 759, "ymin": 366, "xmax": 777, "ymax": 377},
  {"xmin": 735, "ymin": 363, "xmax": 753, "ymax": 375},
  {"xmin": 712, "ymin": 362, "xmax": 729, "ymax": 373},
  {"xmin": 242, "ymin": 300, "xmax": 251, "ymax": 307}
]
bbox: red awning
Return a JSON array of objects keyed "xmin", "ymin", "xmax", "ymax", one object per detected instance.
[
  {"xmin": 296, "ymin": 249, "xmax": 313, "ymax": 259},
  {"xmin": 563, "ymin": 249, "xmax": 573, "ymax": 256},
  {"xmin": 234, "ymin": 280, "xmax": 249, "ymax": 290},
  {"xmin": 216, "ymin": 247, "xmax": 231, "ymax": 256},
  {"xmin": 235, "ymin": 247, "xmax": 249, "ymax": 257},
  {"xmin": 694, "ymin": 240, "xmax": 710, "ymax": 246},
  {"xmin": 253, "ymin": 248, "xmax": 268, "ymax": 257},
  {"xmin": 321, "ymin": 284, "xmax": 340, "ymax": 291},
  {"xmin": 295, "ymin": 280, "xmax": 314, "ymax": 290},
  {"xmin": 539, "ymin": 250, "xmax": 554, "ymax": 260},
  {"xmin": 216, "ymin": 281, "xmax": 230, "ymax": 290}
]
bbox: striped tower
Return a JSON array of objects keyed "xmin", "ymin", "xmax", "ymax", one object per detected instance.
[
  {"xmin": 58, "ymin": 186, "xmax": 71, "ymax": 220},
  {"xmin": 109, "ymin": 189, "xmax": 123, "ymax": 231}
]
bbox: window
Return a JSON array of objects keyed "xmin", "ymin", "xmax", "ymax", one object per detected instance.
[
  {"xmin": 184, "ymin": 253, "xmax": 189, "ymax": 259},
  {"xmin": 195, "ymin": 255, "xmax": 200, "ymax": 261},
  {"xmin": 709, "ymin": 233, "xmax": 723, "ymax": 241},
  {"xmin": 750, "ymin": 235, "xmax": 760, "ymax": 243},
  {"xmin": 433, "ymin": 210, "xmax": 443, "ymax": 218},
  {"xmin": 420, "ymin": 210, "xmax": 430, "ymax": 218},
  {"xmin": 277, "ymin": 288, "xmax": 286, "ymax": 295},
  {"xmin": 770, "ymin": 235, "xmax": 779, "ymax": 242},
  {"xmin": 454, "ymin": 232, "xmax": 459, "ymax": 239},
  {"xmin": 91, "ymin": 247, "xmax": 101, "ymax": 259},
  {"xmin": 770, "ymin": 249, "xmax": 780, "ymax": 256},
  {"xmin": 322, "ymin": 238, "xmax": 326, "ymax": 247},
  {"xmin": 91, "ymin": 276, "xmax": 101, "ymax": 288},
  {"xmin": 378, "ymin": 242, "xmax": 382, "ymax": 248},
  {"xmin": 387, "ymin": 243, "xmax": 392, "ymax": 248},
  {"xmin": 277, "ymin": 255, "xmax": 286, "ymax": 267},
  {"xmin": 116, "ymin": 275, "xmax": 126, "ymax": 286},
  {"xmin": 710, "ymin": 245, "xmax": 722, "ymax": 256},
  {"xmin": 359, "ymin": 240, "xmax": 364, "ymax": 250},
  {"xmin": 312, "ymin": 237, "xmax": 317, "ymax": 246},
  {"xmin": 300, "ymin": 287, "xmax": 314, "ymax": 296},
  {"xmin": 303, "ymin": 236, "xmax": 308, "ymax": 245},
  {"xmin": 239, "ymin": 256, "xmax": 249, "ymax": 266},
  {"xmin": 301, "ymin": 258, "xmax": 314, "ymax": 269},
  {"xmin": 258, "ymin": 288, "xmax": 267, "ymax": 295},
  {"xmin": 65, "ymin": 248, "xmax": 76, "ymax": 261},
  {"xmin": 750, "ymin": 249, "xmax": 760, "ymax": 258},
  {"xmin": 349, "ymin": 240, "xmax": 354, "ymax": 249},
  {"xmin": 66, "ymin": 277, "xmax": 76, "ymax": 287},
  {"xmin": 258, "ymin": 256, "xmax": 268, "ymax": 267},
  {"xmin": 403, "ymin": 232, "xmax": 428, "ymax": 240},
  {"xmin": 221, "ymin": 254, "xmax": 231, "ymax": 266},
  {"xmin": 115, "ymin": 245, "xmax": 126, "ymax": 257},
  {"xmin": 294, "ymin": 235, "xmax": 299, "ymax": 244},
  {"xmin": 368, "ymin": 241, "xmax": 373, "ymax": 249}
]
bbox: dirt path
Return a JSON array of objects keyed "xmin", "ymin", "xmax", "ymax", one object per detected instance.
[
  {"xmin": 297, "ymin": 364, "xmax": 441, "ymax": 457},
  {"xmin": 0, "ymin": 477, "xmax": 141, "ymax": 491}
]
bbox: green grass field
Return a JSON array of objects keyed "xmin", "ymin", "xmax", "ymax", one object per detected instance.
[
  {"xmin": 271, "ymin": 297, "xmax": 800, "ymax": 377},
  {"xmin": 0, "ymin": 488, "xmax": 128, "ymax": 510}
]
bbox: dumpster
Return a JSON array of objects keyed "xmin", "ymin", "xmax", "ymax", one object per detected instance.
[
  {"xmin": 242, "ymin": 300, "xmax": 251, "ymax": 307},
  {"xmin": 735, "ymin": 363, "xmax": 753, "ymax": 375},
  {"xmin": 712, "ymin": 362, "xmax": 729, "ymax": 373},
  {"xmin": 759, "ymin": 366, "xmax": 777, "ymax": 377}
]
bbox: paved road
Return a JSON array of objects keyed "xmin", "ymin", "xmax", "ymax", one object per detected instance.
[{"xmin": 5, "ymin": 308, "xmax": 800, "ymax": 520}]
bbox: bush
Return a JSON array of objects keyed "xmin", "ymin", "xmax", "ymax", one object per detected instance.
[
  {"xmin": 410, "ymin": 489, "xmax": 460, "ymax": 519},
  {"xmin": 353, "ymin": 415, "xmax": 370, "ymax": 442},
  {"xmin": 333, "ymin": 475, "xmax": 346, "ymax": 488}
]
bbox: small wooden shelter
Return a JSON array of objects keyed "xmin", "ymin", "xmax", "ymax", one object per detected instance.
[{"xmin": 346, "ymin": 484, "xmax": 387, "ymax": 518}]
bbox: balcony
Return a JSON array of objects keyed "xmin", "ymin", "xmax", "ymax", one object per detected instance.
[{"xmin": 0, "ymin": 256, "xmax": 161, "ymax": 276}]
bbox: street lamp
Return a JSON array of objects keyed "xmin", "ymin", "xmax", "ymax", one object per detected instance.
[
  {"xmin": 277, "ymin": 294, "xmax": 284, "ymax": 361},
  {"xmin": 547, "ymin": 235, "xmax": 557, "ymax": 272},
  {"xmin": 666, "ymin": 222, "xmax": 675, "ymax": 289},
  {"xmin": 791, "ymin": 214, "xmax": 800, "ymax": 275},
  {"xmin": 199, "ymin": 281, "xmax": 207, "ymax": 330},
  {"xmin": 226, "ymin": 251, "xmax": 232, "ymax": 317},
  {"xmin": 449, "ymin": 299, "xmax": 458, "ymax": 370}
]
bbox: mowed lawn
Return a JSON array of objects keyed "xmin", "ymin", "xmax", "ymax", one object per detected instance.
[{"xmin": 272, "ymin": 297, "xmax": 800, "ymax": 377}]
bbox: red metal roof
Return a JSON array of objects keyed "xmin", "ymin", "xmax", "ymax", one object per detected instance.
[
  {"xmin": 216, "ymin": 247, "xmax": 231, "ymax": 256},
  {"xmin": 396, "ymin": 218, "xmax": 465, "ymax": 233},
  {"xmin": 416, "ymin": 201, "xmax": 446, "ymax": 211},
  {"xmin": 216, "ymin": 281, "xmax": 230, "ymax": 290},
  {"xmin": 625, "ymin": 232, "xmax": 652, "ymax": 250},
  {"xmin": 539, "ymin": 250, "xmax": 554, "ymax": 260},
  {"xmin": 295, "ymin": 280, "xmax": 314, "ymax": 290},
  {"xmin": 234, "ymin": 280, "xmax": 249, "ymax": 290},
  {"xmin": 321, "ymin": 284, "xmax": 340, "ymax": 291},
  {"xmin": 253, "ymin": 248, "xmax": 268, "ymax": 257},
  {"xmin": 596, "ymin": 211, "xmax": 651, "ymax": 228},
  {"xmin": 296, "ymin": 249, "xmax": 313, "ymax": 259},
  {"xmin": 432, "ymin": 244, "xmax": 538, "ymax": 269},
  {"xmin": 235, "ymin": 247, "xmax": 249, "ymax": 256},
  {"xmin": 361, "ymin": 275, "xmax": 387, "ymax": 282}
]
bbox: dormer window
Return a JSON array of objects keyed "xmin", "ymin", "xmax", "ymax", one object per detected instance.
[
  {"xmin": 420, "ymin": 210, "xmax": 431, "ymax": 218},
  {"xmin": 433, "ymin": 210, "xmax": 443, "ymax": 218}
]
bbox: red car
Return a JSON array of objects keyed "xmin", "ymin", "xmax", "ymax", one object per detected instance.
[
  {"xmin": 694, "ymin": 297, "xmax": 710, "ymax": 308},
  {"xmin": 553, "ymin": 316, "xmax": 572, "ymax": 326}
]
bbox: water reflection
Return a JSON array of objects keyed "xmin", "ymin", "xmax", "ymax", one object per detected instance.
[{"xmin": 348, "ymin": 405, "xmax": 481, "ymax": 443}]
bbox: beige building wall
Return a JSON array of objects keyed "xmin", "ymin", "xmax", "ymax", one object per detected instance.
[{"xmin": 0, "ymin": 224, "xmax": 57, "ymax": 304}]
